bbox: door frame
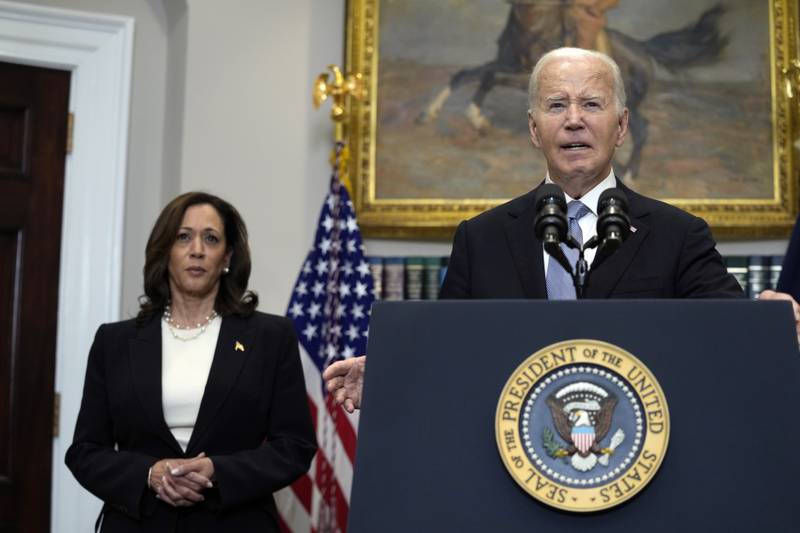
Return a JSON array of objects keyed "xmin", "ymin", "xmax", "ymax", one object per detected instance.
[{"xmin": 0, "ymin": 1, "xmax": 133, "ymax": 531}]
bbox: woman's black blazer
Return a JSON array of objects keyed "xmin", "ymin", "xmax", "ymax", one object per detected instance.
[{"xmin": 66, "ymin": 311, "xmax": 317, "ymax": 532}]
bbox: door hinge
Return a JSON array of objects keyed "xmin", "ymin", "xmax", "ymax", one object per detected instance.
[
  {"xmin": 53, "ymin": 392, "xmax": 61, "ymax": 438},
  {"xmin": 66, "ymin": 112, "xmax": 74, "ymax": 154}
]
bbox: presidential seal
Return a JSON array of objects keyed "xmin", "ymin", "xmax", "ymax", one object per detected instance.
[{"xmin": 495, "ymin": 339, "xmax": 669, "ymax": 512}]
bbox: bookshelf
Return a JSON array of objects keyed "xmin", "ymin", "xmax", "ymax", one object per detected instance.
[{"xmin": 365, "ymin": 248, "xmax": 787, "ymax": 301}]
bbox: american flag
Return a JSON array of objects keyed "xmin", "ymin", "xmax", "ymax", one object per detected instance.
[{"xmin": 277, "ymin": 142, "xmax": 373, "ymax": 532}]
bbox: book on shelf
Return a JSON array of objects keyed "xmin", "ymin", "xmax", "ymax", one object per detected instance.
[
  {"xmin": 368, "ymin": 256, "xmax": 383, "ymax": 301},
  {"xmin": 382, "ymin": 257, "xmax": 405, "ymax": 301},
  {"xmin": 769, "ymin": 255, "xmax": 783, "ymax": 291},
  {"xmin": 423, "ymin": 257, "xmax": 443, "ymax": 300},
  {"xmin": 404, "ymin": 257, "xmax": 424, "ymax": 300}
]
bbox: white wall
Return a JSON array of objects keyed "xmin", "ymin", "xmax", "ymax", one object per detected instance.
[{"xmin": 174, "ymin": 0, "xmax": 344, "ymax": 315}]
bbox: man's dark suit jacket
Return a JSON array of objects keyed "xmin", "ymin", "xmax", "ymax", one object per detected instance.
[
  {"xmin": 66, "ymin": 312, "xmax": 316, "ymax": 533},
  {"xmin": 440, "ymin": 181, "xmax": 743, "ymax": 299}
]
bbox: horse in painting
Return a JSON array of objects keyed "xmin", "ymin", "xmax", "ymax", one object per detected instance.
[{"xmin": 417, "ymin": 2, "xmax": 728, "ymax": 181}]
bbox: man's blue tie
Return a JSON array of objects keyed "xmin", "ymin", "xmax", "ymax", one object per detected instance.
[{"xmin": 546, "ymin": 200, "xmax": 590, "ymax": 300}]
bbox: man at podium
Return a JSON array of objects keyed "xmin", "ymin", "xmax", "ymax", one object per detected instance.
[{"xmin": 324, "ymin": 47, "xmax": 800, "ymax": 411}]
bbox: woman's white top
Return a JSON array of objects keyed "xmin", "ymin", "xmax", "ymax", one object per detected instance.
[{"xmin": 161, "ymin": 316, "xmax": 222, "ymax": 451}]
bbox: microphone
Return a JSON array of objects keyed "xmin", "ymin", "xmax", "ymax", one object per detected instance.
[
  {"xmin": 533, "ymin": 183, "xmax": 577, "ymax": 279},
  {"xmin": 533, "ymin": 183, "xmax": 568, "ymax": 246},
  {"xmin": 594, "ymin": 188, "xmax": 631, "ymax": 266}
]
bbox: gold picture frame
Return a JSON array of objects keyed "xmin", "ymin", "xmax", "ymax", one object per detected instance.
[{"xmin": 346, "ymin": 0, "xmax": 800, "ymax": 239}]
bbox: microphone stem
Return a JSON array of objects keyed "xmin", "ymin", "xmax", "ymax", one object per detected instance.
[{"xmin": 574, "ymin": 251, "xmax": 589, "ymax": 299}]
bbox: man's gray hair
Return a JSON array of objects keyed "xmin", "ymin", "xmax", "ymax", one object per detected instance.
[{"xmin": 528, "ymin": 47, "xmax": 627, "ymax": 117}]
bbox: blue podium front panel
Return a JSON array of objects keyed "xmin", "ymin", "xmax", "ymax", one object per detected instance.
[{"xmin": 348, "ymin": 300, "xmax": 799, "ymax": 532}]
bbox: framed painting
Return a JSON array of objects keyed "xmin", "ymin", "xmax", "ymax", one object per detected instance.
[{"xmin": 345, "ymin": 0, "xmax": 799, "ymax": 239}]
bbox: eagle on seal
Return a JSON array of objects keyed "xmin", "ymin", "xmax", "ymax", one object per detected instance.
[{"xmin": 546, "ymin": 381, "xmax": 618, "ymax": 472}]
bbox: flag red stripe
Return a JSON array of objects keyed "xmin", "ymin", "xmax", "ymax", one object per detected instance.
[
  {"xmin": 278, "ymin": 513, "xmax": 290, "ymax": 533},
  {"xmin": 281, "ymin": 392, "xmax": 354, "ymax": 531},
  {"xmin": 282, "ymin": 394, "xmax": 318, "ymax": 521},
  {"xmin": 325, "ymin": 395, "xmax": 357, "ymax": 463},
  {"xmin": 291, "ymin": 472, "xmax": 313, "ymax": 513},
  {"xmin": 314, "ymin": 446, "xmax": 350, "ymax": 532},
  {"xmin": 308, "ymin": 394, "xmax": 318, "ymax": 426}
]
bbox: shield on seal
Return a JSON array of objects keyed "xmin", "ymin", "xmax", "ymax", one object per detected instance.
[{"xmin": 571, "ymin": 425, "xmax": 595, "ymax": 455}]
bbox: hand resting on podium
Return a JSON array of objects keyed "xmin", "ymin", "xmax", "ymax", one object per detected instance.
[{"xmin": 323, "ymin": 356, "xmax": 366, "ymax": 413}]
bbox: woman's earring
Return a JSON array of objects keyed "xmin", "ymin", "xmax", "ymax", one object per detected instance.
[{"xmin": 223, "ymin": 267, "xmax": 230, "ymax": 274}]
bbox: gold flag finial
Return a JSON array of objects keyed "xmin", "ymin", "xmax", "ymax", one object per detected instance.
[{"xmin": 313, "ymin": 65, "xmax": 366, "ymax": 142}]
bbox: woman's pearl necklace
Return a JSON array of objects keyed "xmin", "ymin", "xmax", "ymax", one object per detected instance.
[{"xmin": 162, "ymin": 305, "xmax": 219, "ymax": 342}]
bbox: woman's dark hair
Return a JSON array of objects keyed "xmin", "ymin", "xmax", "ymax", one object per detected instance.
[{"xmin": 137, "ymin": 192, "xmax": 258, "ymax": 325}]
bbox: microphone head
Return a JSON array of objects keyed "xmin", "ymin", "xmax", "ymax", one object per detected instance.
[
  {"xmin": 533, "ymin": 183, "xmax": 568, "ymax": 243},
  {"xmin": 598, "ymin": 187, "xmax": 628, "ymax": 213},
  {"xmin": 597, "ymin": 187, "xmax": 631, "ymax": 246},
  {"xmin": 535, "ymin": 183, "xmax": 567, "ymax": 212}
]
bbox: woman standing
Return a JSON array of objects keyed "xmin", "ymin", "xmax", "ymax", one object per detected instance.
[{"xmin": 66, "ymin": 192, "xmax": 316, "ymax": 532}]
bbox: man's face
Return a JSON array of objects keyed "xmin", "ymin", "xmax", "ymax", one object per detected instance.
[{"xmin": 528, "ymin": 55, "xmax": 629, "ymax": 191}]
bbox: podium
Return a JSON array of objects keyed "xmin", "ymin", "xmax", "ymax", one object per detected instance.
[{"xmin": 348, "ymin": 300, "xmax": 800, "ymax": 532}]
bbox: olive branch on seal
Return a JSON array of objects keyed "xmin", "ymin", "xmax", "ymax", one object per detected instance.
[{"xmin": 542, "ymin": 426, "xmax": 568, "ymax": 461}]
